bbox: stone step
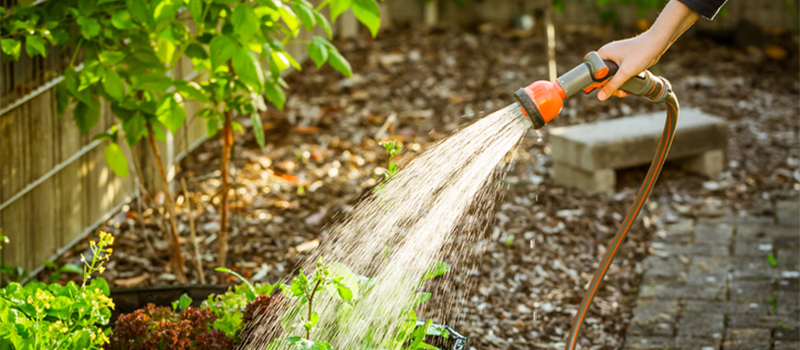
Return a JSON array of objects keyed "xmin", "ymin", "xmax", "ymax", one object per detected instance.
[{"xmin": 549, "ymin": 109, "xmax": 729, "ymax": 192}]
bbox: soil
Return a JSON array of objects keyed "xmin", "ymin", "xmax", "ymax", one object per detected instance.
[{"xmin": 48, "ymin": 22, "xmax": 799, "ymax": 349}]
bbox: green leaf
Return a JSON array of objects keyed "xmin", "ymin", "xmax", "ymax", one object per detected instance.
[
  {"xmin": 307, "ymin": 40, "xmax": 328, "ymax": 68},
  {"xmin": 352, "ymin": 0, "xmax": 380, "ymax": 37},
  {"xmin": 251, "ymin": 114, "xmax": 265, "ymax": 149},
  {"xmin": 50, "ymin": 296, "xmax": 73, "ymax": 310},
  {"xmin": 178, "ymin": 293, "xmax": 192, "ymax": 310},
  {"xmin": 232, "ymin": 3, "xmax": 259, "ymax": 42},
  {"xmin": 56, "ymin": 83, "xmax": 71, "ymax": 116},
  {"xmin": 25, "ymin": 36, "xmax": 46, "ymax": 58},
  {"xmin": 264, "ymin": 83, "xmax": 285, "ymax": 110},
  {"xmin": 207, "ymin": 118, "xmax": 220, "ymax": 137},
  {"xmin": 325, "ymin": 262, "xmax": 359, "ymax": 301},
  {"xmin": 184, "ymin": 43, "xmax": 208, "ymax": 59},
  {"xmin": 413, "ymin": 292, "xmax": 431, "ymax": 307},
  {"xmin": 231, "ymin": 121, "xmax": 244, "ymax": 133},
  {"xmin": 552, "ymin": 0, "xmax": 565, "ymax": 13},
  {"xmin": 102, "ymin": 70, "xmax": 125, "ymax": 101},
  {"xmin": 152, "ymin": 0, "xmax": 179, "ymax": 28},
  {"xmin": 327, "ymin": 49, "xmax": 352, "ymax": 78},
  {"xmin": 156, "ymin": 37, "xmax": 175, "ymax": 63},
  {"xmin": 60, "ymin": 263, "xmax": 83, "ymax": 274},
  {"xmin": 134, "ymin": 75, "xmax": 173, "ymax": 91},
  {"xmin": 174, "ymin": 80, "xmax": 210, "ymax": 102},
  {"xmin": 77, "ymin": 16, "xmax": 101, "ymax": 39},
  {"xmin": 90, "ymin": 277, "xmax": 111, "ymax": 296},
  {"xmin": 151, "ymin": 122, "xmax": 167, "ymax": 141},
  {"xmin": 74, "ymin": 96, "xmax": 101, "ymax": 135},
  {"xmin": 1, "ymin": 39, "xmax": 21, "ymax": 60},
  {"xmin": 187, "ymin": 0, "xmax": 204, "ymax": 24},
  {"xmin": 421, "ymin": 261, "xmax": 449, "ymax": 282},
  {"xmin": 293, "ymin": 3, "xmax": 315, "ymax": 31},
  {"xmin": 128, "ymin": 0, "xmax": 150, "ymax": 28},
  {"xmin": 232, "ymin": 48, "xmax": 264, "ymax": 93},
  {"xmin": 278, "ymin": 6, "xmax": 299, "ymax": 33},
  {"xmin": 122, "ymin": 114, "xmax": 148, "ymax": 146},
  {"xmin": 313, "ymin": 11, "xmax": 333, "ymax": 39},
  {"xmin": 215, "ymin": 267, "xmax": 257, "ymax": 299},
  {"xmin": 99, "ymin": 51, "xmax": 126, "ymax": 65},
  {"xmin": 768, "ymin": 253, "xmax": 780, "ymax": 268},
  {"xmin": 330, "ymin": 0, "xmax": 352, "ymax": 22},
  {"xmin": 335, "ymin": 283, "xmax": 352, "ymax": 301},
  {"xmin": 111, "ymin": 10, "xmax": 133, "ymax": 29},
  {"xmin": 209, "ymin": 35, "xmax": 236, "ymax": 69},
  {"xmin": 104, "ymin": 143, "xmax": 129, "ymax": 177},
  {"xmin": 156, "ymin": 94, "xmax": 186, "ymax": 133}
]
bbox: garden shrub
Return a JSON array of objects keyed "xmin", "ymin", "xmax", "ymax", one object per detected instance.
[{"xmin": 0, "ymin": 232, "xmax": 115, "ymax": 350}]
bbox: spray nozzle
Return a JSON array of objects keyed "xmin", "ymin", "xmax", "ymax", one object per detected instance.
[{"xmin": 514, "ymin": 51, "xmax": 669, "ymax": 129}]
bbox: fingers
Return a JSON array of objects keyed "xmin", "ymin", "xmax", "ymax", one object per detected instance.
[
  {"xmin": 614, "ymin": 90, "xmax": 628, "ymax": 98},
  {"xmin": 598, "ymin": 71, "xmax": 631, "ymax": 101}
]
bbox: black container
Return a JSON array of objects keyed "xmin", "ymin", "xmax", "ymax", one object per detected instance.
[
  {"xmin": 110, "ymin": 285, "xmax": 469, "ymax": 350},
  {"xmin": 109, "ymin": 284, "xmax": 228, "ymax": 322}
]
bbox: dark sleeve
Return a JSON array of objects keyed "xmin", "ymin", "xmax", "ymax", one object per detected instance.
[{"xmin": 677, "ymin": 0, "xmax": 728, "ymax": 20}]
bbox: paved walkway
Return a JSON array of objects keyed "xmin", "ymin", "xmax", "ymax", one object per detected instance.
[{"xmin": 623, "ymin": 200, "xmax": 800, "ymax": 350}]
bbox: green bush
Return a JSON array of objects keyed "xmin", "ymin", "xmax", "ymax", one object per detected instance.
[{"xmin": 0, "ymin": 232, "xmax": 115, "ymax": 350}]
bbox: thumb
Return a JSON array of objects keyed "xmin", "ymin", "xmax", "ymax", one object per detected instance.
[{"xmin": 598, "ymin": 71, "xmax": 630, "ymax": 101}]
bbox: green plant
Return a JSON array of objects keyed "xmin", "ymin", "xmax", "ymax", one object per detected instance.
[
  {"xmin": 373, "ymin": 140, "xmax": 402, "ymax": 194},
  {"xmin": 202, "ymin": 267, "xmax": 281, "ymax": 338},
  {"xmin": 180, "ymin": 0, "xmax": 383, "ymax": 273},
  {"xmin": 268, "ymin": 258, "xmax": 450, "ymax": 350},
  {"xmin": 767, "ymin": 253, "xmax": 780, "ymax": 268},
  {"xmin": 280, "ymin": 258, "xmax": 352, "ymax": 349},
  {"xmin": 0, "ymin": 231, "xmax": 115, "ymax": 349}
]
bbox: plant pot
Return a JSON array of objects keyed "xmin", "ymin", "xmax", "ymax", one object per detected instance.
[
  {"xmin": 109, "ymin": 284, "xmax": 228, "ymax": 322},
  {"xmin": 418, "ymin": 321, "xmax": 469, "ymax": 350}
]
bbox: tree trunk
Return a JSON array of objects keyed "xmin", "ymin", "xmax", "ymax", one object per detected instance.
[
  {"xmin": 217, "ymin": 111, "xmax": 232, "ymax": 281},
  {"xmin": 146, "ymin": 125, "xmax": 187, "ymax": 283}
]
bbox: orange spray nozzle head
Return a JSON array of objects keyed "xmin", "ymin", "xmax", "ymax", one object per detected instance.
[{"xmin": 513, "ymin": 80, "xmax": 565, "ymax": 130}]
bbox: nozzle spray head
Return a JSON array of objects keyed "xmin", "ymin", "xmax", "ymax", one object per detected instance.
[{"xmin": 513, "ymin": 80, "xmax": 565, "ymax": 130}]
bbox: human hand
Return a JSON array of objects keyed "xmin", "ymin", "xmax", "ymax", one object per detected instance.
[{"xmin": 596, "ymin": 31, "xmax": 668, "ymax": 101}]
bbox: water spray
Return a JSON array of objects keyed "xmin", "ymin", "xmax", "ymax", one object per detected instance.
[{"xmin": 513, "ymin": 52, "xmax": 679, "ymax": 350}]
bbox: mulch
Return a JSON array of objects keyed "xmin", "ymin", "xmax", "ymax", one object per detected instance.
[{"xmin": 48, "ymin": 22, "xmax": 799, "ymax": 349}]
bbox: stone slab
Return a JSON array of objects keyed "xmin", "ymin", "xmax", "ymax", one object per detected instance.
[
  {"xmin": 694, "ymin": 220, "xmax": 734, "ymax": 245},
  {"xmin": 552, "ymin": 161, "xmax": 615, "ymax": 193},
  {"xmin": 623, "ymin": 336, "xmax": 675, "ymax": 350},
  {"xmin": 677, "ymin": 312, "xmax": 724, "ymax": 339},
  {"xmin": 639, "ymin": 284, "xmax": 726, "ymax": 301},
  {"xmin": 774, "ymin": 341, "xmax": 800, "ymax": 350},
  {"xmin": 675, "ymin": 336, "xmax": 721, "ymax": 350},
  {"xmin": 722, "ymin": 328, "xmax": 771, "ymax": 350},
  {"xmin": 776, "ymin": 201, "xmax": 800, "ymax": 227},
  {"xmin": 629, "ymin": 299, "xmax": 679, "ymax": 336},
  {"xmin": 549, "ymin": 109, "xmax": 729, "ymax": 171}
]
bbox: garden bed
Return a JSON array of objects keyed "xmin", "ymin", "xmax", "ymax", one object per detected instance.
[{"xmin": 48, "ymin": 23, "xmax": 799, "ymax": 348}]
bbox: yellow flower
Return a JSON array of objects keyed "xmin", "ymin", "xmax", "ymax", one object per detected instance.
[
  {"xmin": 106, "ymin": 248, "xmax": 113, "ymax": 254},
  {"xmin": 90, "ymin": 240, "xmax": 96, "ymax": 246},
  {"xmin": 99, "ymin": 266, "xmax": 106, "ymax": 274}
]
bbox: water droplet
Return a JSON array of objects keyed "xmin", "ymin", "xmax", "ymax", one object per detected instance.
[{"xmin": 536, "ymin": 129, "xmax": 543, "ymax": 143}]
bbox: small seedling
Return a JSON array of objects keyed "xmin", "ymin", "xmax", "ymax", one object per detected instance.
[{"xmin": 767, "ymin": 253, "xmax": 780, "ymax": 268}]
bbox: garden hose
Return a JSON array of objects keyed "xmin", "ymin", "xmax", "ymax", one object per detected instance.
[{"xmin": 513, "ymin": 52, "xmax": 679, "ymax": 350}]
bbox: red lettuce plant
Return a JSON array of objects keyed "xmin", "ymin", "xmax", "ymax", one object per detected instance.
[{"xmin": 107, "ymin": 304, "xmax": 233, "ymax": 350}]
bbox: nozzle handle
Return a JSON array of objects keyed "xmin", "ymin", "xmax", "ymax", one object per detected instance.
[{"xmin": 601, "ymin": 60, "xmax": 618, "ymax": 78}]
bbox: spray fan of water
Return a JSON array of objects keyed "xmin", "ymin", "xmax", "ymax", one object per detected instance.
[{"xmin": 241, "ymin": 104, "xmax": 530, "ymax": 349}]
